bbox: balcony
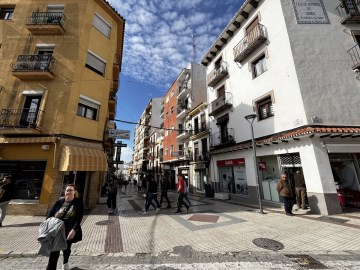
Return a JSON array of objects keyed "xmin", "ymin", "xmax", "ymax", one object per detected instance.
[
  {"xmin": 207, "ymin": 61, "xmax": 228, "ymax": 87},
  {"xmin": 12, "ymin": 55, "xmax": 56, "ymax": 80},
  {"xmin": 348, "ymin": 44, "xmax": 360, "ymax": 70},
  {"xmin": 233, "ymin": 23, "xmax": 267, "ymax": 63},
  {"xmin": 337, "ymin": 1, "xmax": 360, "ymax": 24},
  {"xmin": 177, "ymin": 79, "xmax": 191, "ymax": 99},
  {"xmin": 194, "ymin": 153, "xmax": 209, "ymax": 162},
  {"xmin": 210, "ymin": 128, "xmax": 235, "ymax": 148},
  {"xmin": 177, "ymin": 128, "xmax": 192, "ymax": 141},
  {"xmin": 208, "ymin": 92, "xmax": 233, "ymax": 116},
  {"xmin": 26, "ymin": 12, "xmax": 66, "ymax": 35},
  {"xmin": 108, "ymin": 90, "xmax": 117, "ymax": 120},
  {"xmin": 177, "ymin": 103, "xmax": 190, "ymax": 119},
  {"xmin": 0, "ymin": 108, "xmax": 43, "ymax": 130},
  {"xmin": 190, "ymin": 122, "xmax": 209, "ymax": 140},
  {"xmin": 178, "ymin": 150, "xmax": 192, "ymax": 160}
]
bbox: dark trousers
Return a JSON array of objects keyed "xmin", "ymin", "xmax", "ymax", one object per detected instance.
[
  {"xmin": 160, "ymin": 191, "xmax": 171, "ymax": 206},
  {"xmin": 145, "ymin": 193, "xmax": 157, "ymax": 211},
  {"xmin": 283, "ymin": 196, "xmax": 293, "ymax": 214},
  {"xmin": 107, "ymin": 192, "xmax": 117, "ymax": 209},
  {"xmin": 177, "ymin": 192, "xmax": 189, "ymax": 211},
  {"xmin": 46, "ymin": 242, "xmax": 72, "ymax": 270}
]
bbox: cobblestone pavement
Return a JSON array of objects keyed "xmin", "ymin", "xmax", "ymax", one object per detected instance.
[{"xmin": 1, "ymin": 185, "xmax": 360, "ymax": 269}]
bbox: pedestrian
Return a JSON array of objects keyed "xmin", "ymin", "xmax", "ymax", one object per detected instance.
[
  {"xmin": 276, "ymin": 173, "xmax": 294, "ymax": 216},
  {"xmin": 137, "ymin": 176, "xmax": 142, "ymax": 191},
  {"xmin": 159, "ymin": 175, "xmax": 171, "ymax": 208},
  {"xmin": 175, "ymin": 174, "xmax": 189, "ymax": 213},
  {"xmin": 123, "ymin": 179, "xmax": 129, "ymax": 192},
  {"xmin": 45, "ymin": 184, "xmax": 84, "ymax": 270},
  {"xmin": 294, "ymin": 170, "xmax": 308, "ymax": 210},
  {"xmin": 107, "ymin": 179, "xmax": 118, "ymax": 214},
  {"xmin": 183, "ymin": 177, "xmax": 192, "ymax": 209},
  {"xmin": 0, "ymin": 175, "xmax": 14, "ymax": 227},
  {"xmin": 143, "ymin": 176, "xmax": 160, "ymax": 214}
]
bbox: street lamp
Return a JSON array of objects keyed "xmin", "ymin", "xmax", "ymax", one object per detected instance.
[{"xmin": 245, "ymin": 114, "xmax": 264, "ymax": 214}]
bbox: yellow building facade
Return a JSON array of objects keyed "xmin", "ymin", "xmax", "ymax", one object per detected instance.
[{"xmin": 0, "ymin": 0, "xmax": 125, "ymax": 215}]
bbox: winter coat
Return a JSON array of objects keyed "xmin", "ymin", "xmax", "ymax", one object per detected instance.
[
  {"xmin": 276, "ymin": 179, "xmax": 293, "ymax": 198},
  {"xmin": 37, "ymin": 217, "xmax": 67, "ymax": 256}
]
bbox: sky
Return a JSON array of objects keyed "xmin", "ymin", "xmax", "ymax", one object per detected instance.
[{"xmin": 106, "ymin": 0, "xmax": 245, "ymax": 162}]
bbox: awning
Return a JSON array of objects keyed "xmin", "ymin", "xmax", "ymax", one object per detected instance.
[
  {"xmin": 0, "ymin": 137, "xmax": 57, "ymax": 144},
  {"xmin": 59, "ymin": 145, "xmax": 108, "ymax": 171}
]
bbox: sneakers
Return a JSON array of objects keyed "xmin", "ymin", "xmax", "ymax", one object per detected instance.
[
  {"xmin": 142, "ymin": 211, "xmax": 148, "ymax": 214},
  {"xmin": 108, "ymin": 208, "xmax": 115, "ymax": 214},
  {"xmin": 285, "ymin": 212, "xmax": 294, "ymax": 216},
  {"xmin": 62, "ymin": 263, "xmax": 70, "ymax": 270},
  {"xmin": 156, "ymin": 208, "xmax": 160, "ymax": 212}
]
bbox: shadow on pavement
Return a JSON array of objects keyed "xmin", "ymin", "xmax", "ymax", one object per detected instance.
[{"xmin": 7, "ymin": 222, "xmax": 42, "ymax": 227}]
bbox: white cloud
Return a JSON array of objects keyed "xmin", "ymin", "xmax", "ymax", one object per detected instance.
[{"xmin": 120, "ymin": 147, "xmax": 133, "ymax": 163}]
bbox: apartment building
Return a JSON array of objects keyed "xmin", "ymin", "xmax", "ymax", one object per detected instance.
[
  {"xmin": 161, "ymin": 63, "xmax": 207, "ymax": 189},
  {"xmin": 200, "ymin": 0, "xmax": 360, "ymax": 215},
  {"xmin": 131, "ymin": 98, "xmax": 162, "ymax": 180},
  {"xmin": 0, "ymin": 0, "xmax": 125, "ymax": 215}
]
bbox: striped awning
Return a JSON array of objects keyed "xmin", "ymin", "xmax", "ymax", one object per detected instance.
[
  {"xmin": 59, "ymin": 145, "xmax": 108, "ymax": 172},
  {"xmin": 0, "ymin": 137, "xmax": 57, "ymax": 144}
]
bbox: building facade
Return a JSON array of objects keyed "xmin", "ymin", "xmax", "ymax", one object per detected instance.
[
  {"xmin": 0, "ymin": 0, "xmax": 125, "ymax": 215},
  {"xmin": 200, "ymin": 0, "xmax": 360, "ymax": 215}
]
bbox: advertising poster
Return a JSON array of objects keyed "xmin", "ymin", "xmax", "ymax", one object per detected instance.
[
  {"xmin": 234, "ymin": 165, "xmax": 248, "ymax": 197},
  {"xmin": 219, "ymin": 167, "xmax": 232, "ymax": 193}
]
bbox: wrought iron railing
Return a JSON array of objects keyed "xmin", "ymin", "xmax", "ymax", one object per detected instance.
[
  {"xmin": 193, "ymin": 121, "xmax": 209, "ymax": 135},
  {"xmin": 12, "ymin": 55, "xmax": 56, "ymax": 73},
  {"xmin": 194, "ymin": 153, "xmax": 209, "ymax": 162},
  {"xmin": 210, "ymin": 128, "xmax": 235, "ymax": 147},
  {"xmin": 26, "ymin": 12, "xmax": 66, "ymax": 27},
  {"xmin": 0, "ymin": 108, "xmax": 43, "ymax": 128},
  {"xmin": 207, "ymin": 61, "xmax": 228, "ymax": 87},
  {"xmin": 233, "ymin": 23, "xmax": 267, "ymax": 62},
  {"xmin": 208, "ymin": 92, "xmax": 233, "ymax": 116},
  {"xmin": 348, "ymin": 44, "xmax": 360, "ymax": 69},
  {"xmin": 336, "ymin": 1, "xmax": 360, "ymax": 24}
]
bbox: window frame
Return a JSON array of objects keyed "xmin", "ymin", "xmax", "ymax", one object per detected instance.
[
  {"xmin": 252, "ymin": 53, "xmax": 267, "ymax": 78},
  {"xmin": 92, "ymin": 12, "xmax": 111, "ymax": 38},
  {"xmin": 76, "ymin": 96, "xmax": 100, "ymax": 121},
  {"xmin": 85, "ymin": 50, "xmax": 106, "ymax": 76},
  {"xmin": 0, "ymin": 6, "xmax": 15, "ymax": 20},
  {"xmin": 257, "ymin": 96, "xmax": 274, "ymax": 120}
]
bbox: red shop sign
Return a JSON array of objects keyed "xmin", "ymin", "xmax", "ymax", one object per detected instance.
[
  {"xmin": 217, "ymin": 158, "xmax": 245, "ymax": 167},
  {"xmin": 258, "ymin": 161, "xmax": 267, "ymax": 171}
]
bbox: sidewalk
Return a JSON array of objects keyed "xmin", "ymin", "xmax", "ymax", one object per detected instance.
[{"xmin": 1, "ymin": 185, "xmax": 360, "ymax": 262}]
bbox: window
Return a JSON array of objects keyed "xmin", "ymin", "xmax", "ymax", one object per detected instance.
[
  {"xmin": 77, "ymin": 96, "xmax": 100, "ymax": 120},
  {"xmin": 92, "ymin": 13, "xmax": 111, "ymax": 38},
  {"xmin": 215, "ymin": 56, "xmax": 222, "ymax": 70},
  {"xmin": 170, "ymin": 145, "xmax": 174, "ymax": 155},
  {"xmin": 166, "ymin": 112, "xmax": 169, "ymax": 119},
  {"xmin": 257, "ymin": 96, "xmax": 274, "ymax": 120},
  {"xmin": 217, "ymin": 85, "xmax": 225, "ymax": 98},
  {"xmin": 252, "ymin": 54, "xmax": 267, "ymax": 78},
  {"xmin": 86, "ymin": 50, "xmax": 106, "ymax": 76},
  {"xmin": 0, "ymin": 7, "xmax": 14, "ymax": 20},
  {"xmin": 171, "ymin": 106, "xmax": 174, "ymax": 114},
  {"xmin": 165, "ymin": 147, "xmax": 168, "ymax": 156}
]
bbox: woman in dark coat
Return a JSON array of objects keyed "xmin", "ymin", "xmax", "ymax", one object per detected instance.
[{"xmin": 46, "ymin": 184, "xmax": 84, "ymax": 270}]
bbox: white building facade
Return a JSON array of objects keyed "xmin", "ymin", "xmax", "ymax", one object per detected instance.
[{"xmin": 201, "ymin": 0, "xmax": 360, "ymax": 215}]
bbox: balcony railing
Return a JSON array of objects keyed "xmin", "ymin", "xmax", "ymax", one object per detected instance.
[
  {"xmin": 193, "ymin": 121, "xmax": 209, "ymax": 135},
  {"xmin": 194, "ymin": 153, "xmax": 209, "ymax": 162},
  {"xmin": 210, "ymin": 128, "xmax": 235, "ymax": 148},
  {"xmin": 207, "ymin": 61, "xmax": 228, "ymax": 87},
  {"xmin": 336, "ymin": 1, "xmax": 360, "ymax": 24},
  {"xmin": 26, "ymin": 12, "xmax": 66, "ymax": 34},
  {"xmin": 348, "ymin": 44, "xmax": 360, "ymax": 70},
  {"xmin": 0, "ymin": 108, "xmax": 43, "ymax": 128},
  {"xmin": 208, "ymin": 92, "xmax": 233, "ymax": 116},
  {"xmin": 12, "ymin": 55, "xmax": 56, "ymax": 80},
  {"xmin": 233, "ymin": 23, "xmax": 267, "ymax": 63}
]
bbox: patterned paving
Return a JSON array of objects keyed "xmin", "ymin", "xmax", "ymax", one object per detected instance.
[{"xmin": 188, "ymin": 214, "xmax": 220, "ymax": 223}]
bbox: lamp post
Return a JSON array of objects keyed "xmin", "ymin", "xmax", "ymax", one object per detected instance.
[{"xmin": 245, "ymin": 114, "xmax": 264, "ymax": 214}]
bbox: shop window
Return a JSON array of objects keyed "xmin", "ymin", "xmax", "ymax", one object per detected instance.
[
  {"xmin": 77, "ymin": 96, "xmax": 100, "ymax": 120},
  {"xmin": 0, "ymin": 6, "xmax": 15, "ymax": 20},
  {"xmin": 252, "ymin": 54, "xmax": 267, "ymax": 78},
  {"xmin": 85, "ymin": 50, "xmax": 106, "ymax": 76}
]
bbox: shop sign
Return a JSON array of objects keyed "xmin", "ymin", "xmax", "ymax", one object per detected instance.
[
  {"xmin": 217, "ymin": 158, "xmax": 245, "ymax": 167},
  {"xmin": 259, "ymin": 161, "xmax": 267, "ymax": 171},
  {"xmin": 108, "ymin": 129, "xmax": 130, "ymax": 139},
  {"xmin": 291, "ymin": 0, "xmax": 329, "ymax": 24}
]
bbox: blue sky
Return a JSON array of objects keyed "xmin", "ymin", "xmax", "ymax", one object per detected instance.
[{"xmin": 106, "ymin": 0, "xmax": 244, "ymax": 162}]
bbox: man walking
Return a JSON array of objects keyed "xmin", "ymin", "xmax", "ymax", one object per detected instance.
[
  {"xmin": 175, "ymin": 174, "xmax": 189, "ymax": 214},
  {"xmin": 107, "ymin": 179, "xmax": 118, "ymax": 214},
  {"xmin": 159, "ymin": 175, "xmax": 171, "ymax": 208},
  {"xmin": 0, "ymin": 175, "xmax": 14, "ymax": 226},
  {"xmin": 276, "ymin": 173, "xmax": 294, "ymax": 216},
  {"xmin": 143, "ymin": 176, "xmax": 160, "ymax": 214}
]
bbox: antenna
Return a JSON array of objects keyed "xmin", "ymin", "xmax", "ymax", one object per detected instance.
[{"xmin": 192, "ymin": 34, "xmax": 196, "ymax": 63}]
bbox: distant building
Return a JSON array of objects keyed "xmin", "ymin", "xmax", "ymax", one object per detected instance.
[{"xmin": 0, "ymin": 0, "xmax": 125, "ymax": 215}]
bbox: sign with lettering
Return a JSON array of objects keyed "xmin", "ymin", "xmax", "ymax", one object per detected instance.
[
  {"xmin": 108, "ymin": 129, "xmax": 130, "ymax": 139},
  {"xmin": 292, "ymin": 0, "xmax": 329, "ymax": 24},
  {"xmin": 217, "ymin": 158, "xmax": 245, "ymax": 167}
]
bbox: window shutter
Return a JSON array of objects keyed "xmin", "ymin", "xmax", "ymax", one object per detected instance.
[
  {"xmin": 92, "ymin": 13, "xmax": 111, "ymax": 38},
  {"xmin": 86, "ymin": 52, "xmax": 106, "ymax": 75}
]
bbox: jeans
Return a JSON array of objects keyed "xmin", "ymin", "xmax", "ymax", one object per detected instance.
[
  {"xmin": 283, "ymin": 196, "xmax": 293, "ymax": 214},
  {"xmin": 107, "ymin": 192, "xmax": 117, "ymax": 210},
  {"xmin": 184, "ymin": 192, "xmax": 192, "ymax": 207},
  {"xmin": 177, "ymin": 192, "xmax": 189, "ymax": 211},
  {"xmin": 145, "ymin": 193, "xmax": 157, "ymax": 212},
  {"xmin": 160, "ymin": 191, "xmax": 170, "ymax": 206}
]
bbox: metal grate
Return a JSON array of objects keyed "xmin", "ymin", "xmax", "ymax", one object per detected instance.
[
  {"xmin": 285, "ymin": 254, "xmax": 328, "ymax": 269},
  {"xmin": 329, "ymin": 153, "xmax": 353, "ymax": 161},
  {"xmin": 96, "ymin": 220, "xmax": 115, "ymax": 226},
  {"xmin": 280, "ymin": 153, "xmax": 301, "ymax": 165},
  {"xmin": 188, "ymin": 214, "xmax": 220, "ymax": 223},
  {"xmin": 252, "ymin": 238, "xmax": 284, "ymax": 251}
]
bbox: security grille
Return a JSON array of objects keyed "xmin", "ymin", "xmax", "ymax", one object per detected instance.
[
  {"xmin": 328, "ymin": 153, "xmax": 353, "ymax": 161},
  {"xmin": 279, "ymin": 153, "xmax": 301, "ymax": 166}
]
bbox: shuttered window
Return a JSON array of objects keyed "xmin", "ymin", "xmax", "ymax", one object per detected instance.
[
  {"xmin": 85, "ymin": 51, "xmax": 106, "ymax": 76},
  {"xmin": 257, "ymin": 96, "xmax": 274, "ymax": 120},
  {"xmin": 77, "ymin": 96, "xmax": 100, "ymax": 120},
  {"xmin": 92, "ymin": 13, "xmax": 111, "ymax": 38}
]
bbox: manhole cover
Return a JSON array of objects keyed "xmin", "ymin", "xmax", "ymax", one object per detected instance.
[
  {"xmin": 252, "ymin": 238, "xmax": 284, "ymax": 251},
  {"xmin": 285, "ymin": 254, "xmax": 328, "ymax": 269},
  {"xmin": 96, "ymin": 220, "xmax": 115, "ymax": 226}
]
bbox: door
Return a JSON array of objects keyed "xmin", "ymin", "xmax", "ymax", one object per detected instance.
[
  {"xmin": 343, "ymin": 0, "xmax": 359, "ymax": 15},
  {"xmin": 35, "ymin": 48, "xmax": 53, "ymax": 70},
  {"xmin": 20, "ymin": 95, "xmax": 42, "ymax": 126}
]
